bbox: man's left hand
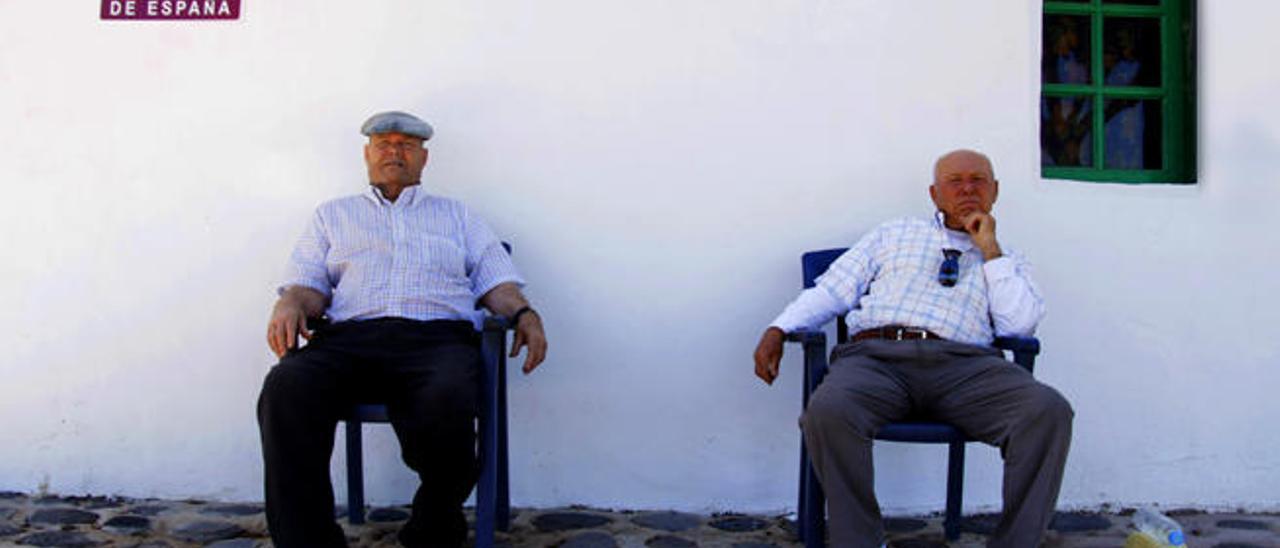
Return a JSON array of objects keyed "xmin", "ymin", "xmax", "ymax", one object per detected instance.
[
  {"xmin": 962, "ymin": 212, "xmax": 1003, "ymax": 261},
  {"xmin": 511, "ymin": 311, "xmax": 547, "ymax": 374},
  {"xmin": 478, "ymin": 282, "xmax": 548, "ymax": 374}
]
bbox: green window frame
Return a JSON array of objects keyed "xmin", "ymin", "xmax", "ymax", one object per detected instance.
[{"xmin": 1041, "ymin": 0, "xmax": 1196, "ymax": 184}]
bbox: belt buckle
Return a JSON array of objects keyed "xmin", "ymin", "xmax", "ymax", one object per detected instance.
[{"xmin": 898, "ymin": 326, "xmax": 929, "ymax": 340}]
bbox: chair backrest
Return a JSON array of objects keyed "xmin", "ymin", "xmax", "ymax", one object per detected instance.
[{"xmin": 801, "ymin": 248, "xmax": 852, "ymax": 343}]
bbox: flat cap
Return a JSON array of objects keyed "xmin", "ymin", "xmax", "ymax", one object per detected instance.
[{"xmin": 360, "ymin": 111, "xmax": 434, "ymax": 141}]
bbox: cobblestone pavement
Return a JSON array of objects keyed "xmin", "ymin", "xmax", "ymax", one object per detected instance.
[{"xmin": 1, "ymin": 492, "xmax": 1276, "ymax": 547}]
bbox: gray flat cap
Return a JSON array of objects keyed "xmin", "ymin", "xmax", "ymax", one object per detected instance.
[{"xmin": 360, "ymin": 111, "xmax": 434, "ymax": 141}]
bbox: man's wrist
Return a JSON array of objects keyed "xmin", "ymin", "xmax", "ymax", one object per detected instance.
[
  {"xmin": 511, "ymin": 306, "xmax": 536, "ymax": 326},
  {"xmin": 978, "ymin": 240, "xmax": 1003, "ymax": 261}
]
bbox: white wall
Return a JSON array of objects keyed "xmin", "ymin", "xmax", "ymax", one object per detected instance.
[{"xmin": 1, "ymin": 0, "xmax": 1276, "ymax": 514}]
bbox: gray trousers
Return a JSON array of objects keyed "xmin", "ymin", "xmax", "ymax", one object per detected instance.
[{"xmin": 800, "ymin": 339, "xmax": 1073, "ymax": 548}]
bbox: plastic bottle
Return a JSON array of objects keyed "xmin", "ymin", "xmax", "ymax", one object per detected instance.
[{"xmin": 1123, "ymin": 507, "xmax": 1188, "ymax": 548}]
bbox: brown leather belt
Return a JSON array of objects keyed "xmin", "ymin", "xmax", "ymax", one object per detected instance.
[{"xmin": 851, "ymin": 325, "xmax": 945, "ymax": 342}]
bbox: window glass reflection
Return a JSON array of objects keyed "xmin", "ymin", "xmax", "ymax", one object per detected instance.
[
  {"xmin": 1105, "ymin": 17, "xmax": 1161, "ymax": 87},
  {"xmin": 1043, "ymin": 15, "xmax": 1091, "ymax": 85},
  {"xmin": 1104, "ymin": 99, "xmax": 1163, "ymax": 169},
  {"xmin": 1041, "ymin": 96, "xmax": 1094, "ymax": 167}
]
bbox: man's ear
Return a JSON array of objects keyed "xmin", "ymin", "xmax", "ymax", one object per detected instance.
[
  {"xmin": 991, "ymin": 179, "xmax": 1000, "ymax": 206},
  {"xmin": 929, "ymin": 183, "xmax": 941, "ymax": 208}
]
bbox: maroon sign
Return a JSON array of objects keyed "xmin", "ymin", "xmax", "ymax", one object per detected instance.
[{"xmin": 101, "ymin": 0, "xmax": 240, "ymax": 20}]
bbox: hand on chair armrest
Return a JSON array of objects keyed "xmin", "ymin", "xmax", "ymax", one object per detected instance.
[
  {"xmin": 756, "ymin": 326, "xmax": 829, "ymax": 386},
  {"xmin": 478, "ymin": 283, "xmax": 547, "ymax": 375},
  {"xmin": 753, "ymin": 327, "xmax": 786, "ymax": 385},
  {"xmin": 786, "ymin": 328, "xmax": 829, "ymax": 394},
  {"xmin": 755, "ymin": 327, "xmax": 830, "ymax": 386},
  {"xmin": 267, "ymin": 286, "xmax": 328, "ymax": 358}
]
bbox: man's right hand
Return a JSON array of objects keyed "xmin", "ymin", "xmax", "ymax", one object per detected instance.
[
  {"xmin": 267, "ymin": 300, "xmax": 311, "ymax": 358},
  {"xmin": 753, "ymin": 327, "xmax": 786, "ymax": 385},
  {"xmin": 266, "ymin": 286, "xmax": 327, "ymax": 358}
]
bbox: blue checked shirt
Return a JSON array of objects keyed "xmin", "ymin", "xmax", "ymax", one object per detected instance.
[
  {"xmin": 280, "ymin": 185, "xmax": 524, "ymax": 328},
  {"xmin": 771, "ymin": 214, "xmax": 1044, "ymax": 346}
]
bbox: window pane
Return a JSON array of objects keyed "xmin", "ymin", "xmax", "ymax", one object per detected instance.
[
  {"xmin": 1104, "ymin": 99, "xmax": 1162, "ymax": 169},
  {"xmin": 1103, "ymin": 0, "xmax": 1160, "ymax": 5},
  {"xmin": 1104, "ymin": 17, "xmax": 1161, "ymax": 87},
  {"xmin": 1043, "ymin": 15, "xmax": 1092, "ymax": 85},
  {"xmin": 1041, "ymin": 96, "xmax": 1095, "ymax": 167}
]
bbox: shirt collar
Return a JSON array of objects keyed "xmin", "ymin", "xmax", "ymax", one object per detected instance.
[
  {"xmin": 933, "ymin": 210, "xmax": 977, "ymax": 252},
  {"xmin": 365, "ymin": 184, "xmax": 422, "ymax": 207}
]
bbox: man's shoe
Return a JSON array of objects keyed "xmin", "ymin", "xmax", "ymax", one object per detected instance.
[{"xmin": 397, "ymin": 510, "xmax": 467, "ymax": 548}]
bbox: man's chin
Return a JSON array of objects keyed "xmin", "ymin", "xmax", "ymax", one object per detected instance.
[
  {"xmin": 376, "ymin": 168, "xmax": 417, "ymax": 182},
  {"xmin": 374, "ymin": 179, "xmax": 412, "ymax": 187}
]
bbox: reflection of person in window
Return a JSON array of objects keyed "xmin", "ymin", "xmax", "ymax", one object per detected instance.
[
  {"xmin": 1103, "ymin": 27, "xmax": 1145, "ymax": 169},
  {"xmin": 1041, "ymin": 19, "xmax": 1091, "ymax": 166}
]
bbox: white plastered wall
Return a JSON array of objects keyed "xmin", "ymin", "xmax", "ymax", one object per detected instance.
[{"xmin": 0, "ymin": 0, "xmax": 1276, "ymax": 514}]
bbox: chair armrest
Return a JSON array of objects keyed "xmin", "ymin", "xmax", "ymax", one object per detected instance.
[
  {"xmin": 304, "ymin": 316, "xmax": 331, "ymax": 330},
  {"xmin": 993, "ymin": 336, "xmax": 1040, "ymax": 373},
  {"xmin": 993, "ymin": 336, "xmax": 1039, "ymax": 354},
  {"xmin": 784, "ymin": 329, "xmax": 829, "ymax": 401},
  {"xmin": 480, "ymin": 316, "xmax": 511, "ymax": 368},
  {"xmin": 785, "ymin": 329, "xmax": 826, "ymax": 345},
  {"xmin": 483, "ymin": 316, "xmax": 512, "ymax": 332}
]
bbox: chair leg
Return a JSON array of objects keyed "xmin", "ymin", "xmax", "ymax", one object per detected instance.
[
  {"xmin": 476, "ymin": 328, "xmax": 503, "ymax": 548},
  {"xmin": 944, "ymin": 441, "xmax": 966, "ymax": 541},
  {"xmin": 804, "ymin": 465, "xmax": 826, "ymax": 548},
  {"xmin": 475, "ymin": 409, "xmax": 497, "ymax": 548},
  {"xmin": 796, "ymin": 443, "xmax": 808, "ymax": 542},
  {"xmin": 798, "ymin": 348, "xmax": 828, "ymax": 547},
  {"xmin": 496, "ymin": 351, "xmax": 511, "ymax": 531},
  {"xmin": 345, "ymin": 420, "xmax": 365, "ymax": 525},
  {"xmin": 799, "ymin": 440, "xmax": 826, "ymax": 548}
]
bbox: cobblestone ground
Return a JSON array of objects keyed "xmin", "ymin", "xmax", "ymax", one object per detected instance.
[{"xmin": 1, "ymin": 492, "xmax": 1276, "ymax": 547}]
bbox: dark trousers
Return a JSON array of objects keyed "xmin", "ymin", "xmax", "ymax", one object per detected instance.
[
  {"xmin": 800, "ymin": 339, "xmax": 1074, "ymax": 548},
  {"xmin": 257, "ymin": 318, "xmax": 481, "ymax": 548}
]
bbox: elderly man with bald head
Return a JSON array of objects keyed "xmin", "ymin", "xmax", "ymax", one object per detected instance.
[
  {"xmin": 753, "ymin": 150, "xmax": 1072, "ymax": 548},
  {"xmin": 258, "ymin": 111, "xmax": 547, "ymax": 548}
]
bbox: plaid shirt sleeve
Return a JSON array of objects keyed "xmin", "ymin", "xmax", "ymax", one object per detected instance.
[
  {"xmin": 462, "ymin": 206, "xmax": 525, "ymax": 299},
  {"xmin": 278, "ymin": 208, "xmax": 333, "ymax": 298},
  {"xmin": 770, "ymin": 226, "xmax": 882, "ymax": 332}
]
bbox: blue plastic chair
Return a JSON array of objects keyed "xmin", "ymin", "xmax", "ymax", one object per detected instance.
[
  {"xmin": 342, "ymin": 243, "xmax": 516, "ymax": 548},
  {"xmin": 791, "ymin": 248, "xmax": 1040, "ymax": 545}
]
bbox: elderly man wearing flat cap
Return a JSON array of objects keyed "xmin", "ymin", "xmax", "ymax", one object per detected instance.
[{"xmin": 257, "ymin": 111, "xmax": 547, "ymax": 548}]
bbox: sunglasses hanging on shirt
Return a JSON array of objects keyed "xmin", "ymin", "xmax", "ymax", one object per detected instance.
[{"xmin": 939, "ymin": 248, "xmax": 961, "ymax": 287}]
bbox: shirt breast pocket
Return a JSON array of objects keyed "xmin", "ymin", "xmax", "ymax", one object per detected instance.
[{"xmin": 416, "ymin": 233, "xmax": 468, "ymax": 280}]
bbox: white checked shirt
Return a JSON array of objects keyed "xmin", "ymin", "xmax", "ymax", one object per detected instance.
[
  {"xmin": 771, "ymin": 214, "xmax": 1044, "ymax": 346},
  {"xmin": 280, "ymin": 185, "xmax": 524, "ymax": 328}
]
